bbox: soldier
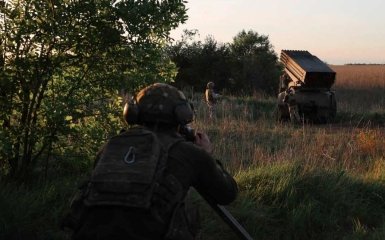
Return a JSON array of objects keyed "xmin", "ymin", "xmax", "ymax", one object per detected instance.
[
  {"xmin": 64, "ymin": 83, "xmax": 238, "ymax": 240},
  {"xmin": 205, "ymin": 82, "xmax": 221, "ymax": 120},
  {"xmin": 283, "ymin": 87, "xmax": 301, "ymax": 123},
  {"xmin": 279, "ymin": 73, "xmax": 291, "ymax": 93}
]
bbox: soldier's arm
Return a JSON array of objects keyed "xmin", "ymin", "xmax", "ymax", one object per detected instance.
[
  {"xmin": 214, "ymin": 93, "xmax": 222, "ymax": 99},
  {"xmin": 193, "ymin": 133, "xmax": 238, "ymax": 205},
  {"xmin": 194, "ymin": 149, "xmax": 238, "ymax": 205}
]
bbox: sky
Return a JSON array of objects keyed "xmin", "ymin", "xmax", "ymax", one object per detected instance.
[{"xmin": 170, "ymin": 0, "xmax": 385, "ymax": 65}]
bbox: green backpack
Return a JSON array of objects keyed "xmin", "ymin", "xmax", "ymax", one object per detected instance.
[
  {"xmin": 61, "ymin": 127, "xmax": 195, "ymax": 239},
  {"xmin": 84, "ymin": 127, "xmax": 182, "ymax": 209}
]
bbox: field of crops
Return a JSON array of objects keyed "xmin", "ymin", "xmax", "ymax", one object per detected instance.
[
  {"xmin": 331, "ymin": 65, "xmax": 385, "ymax": 120},
  {"xmin": 332, "ymin": 65, "xmax": 385, "ymax": 89}
]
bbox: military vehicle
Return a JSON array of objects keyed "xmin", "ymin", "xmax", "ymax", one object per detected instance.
[{"xmin": 277, "ymin": 50, "xmax": 337, "ymax": 123}]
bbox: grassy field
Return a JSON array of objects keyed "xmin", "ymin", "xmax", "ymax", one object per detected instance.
[
  {"xmin": 1, "ymin": 65, "xmax": 384, "ymax": 240},
  {"xmin": 191, "ymin": 64, "xmax": 385, "ymax": 239}
]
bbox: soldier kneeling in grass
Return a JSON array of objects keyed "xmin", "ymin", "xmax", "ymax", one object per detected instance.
[{"xmin": 62, "ymin": 83, "xmax": 238, "ymax": 240}]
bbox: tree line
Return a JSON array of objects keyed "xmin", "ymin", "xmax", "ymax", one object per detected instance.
[{"xmin": 167, "ymin": 29, "xmax": 281, "ymax": 95}]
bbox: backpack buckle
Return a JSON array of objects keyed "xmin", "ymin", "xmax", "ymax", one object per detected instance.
[{"xmin": 124, "ymin": 146, "xmax": 136, "ymax": 164}]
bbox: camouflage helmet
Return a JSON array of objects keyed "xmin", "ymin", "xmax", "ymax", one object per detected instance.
[
  {"xmin": 206, "ymin": 81, "xmax": 215, "ymax": 89},
  {"xmin": 124, "ymin": 83, "xmax": 194, "ymax": 125}
]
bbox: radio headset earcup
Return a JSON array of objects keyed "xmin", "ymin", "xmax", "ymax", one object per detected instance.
[
  {"xmin": 123, "ymin": 100, "xmax": 139, "ymax": 125},
  {"xmin": 174, "ymin": 102, "xmax": 194, "ymax": 125}
]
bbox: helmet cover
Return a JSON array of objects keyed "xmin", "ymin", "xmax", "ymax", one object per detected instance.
[{"xmin": 134, "ymin": 83, "xmax": 194, "ymax": 125}]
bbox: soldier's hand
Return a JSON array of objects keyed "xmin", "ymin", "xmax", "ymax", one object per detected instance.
[{"xmin": 194, "ymin": 131, "xmax": 213, "ymax": 154}]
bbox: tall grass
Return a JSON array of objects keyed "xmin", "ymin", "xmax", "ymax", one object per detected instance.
[
  {"xmin": 331, "ymin": 65, "xmax": 385, "ymax": 124},
  {"xmin": 190, "ymin": 97, "xmax": 385, "ymax": 239},
  {"xmin": 192, "ymin": 95, "xmax": 384, "ymax": 173},
  {"xmin": 189, "ymin": 65, "xmax": 385, "ymax": 239},
  {"xmin": 0, "ymin": 177, "xmax": 79, "ymax": 240}
]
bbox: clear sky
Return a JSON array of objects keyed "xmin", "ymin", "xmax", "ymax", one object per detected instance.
[{"xmin": 170, "ymin": 0, "xmax": 385, "ymax": 65}]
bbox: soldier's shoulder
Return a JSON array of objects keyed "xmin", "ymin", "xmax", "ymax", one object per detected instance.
[
  {"xmin": 171, "ymin": 140, "xmax": 203, "ymax": 152},
  {"xmin": 173, "ymin": 140, "xmax": 197, "ymax": 150},
  {"xmin": 173, "ymin": 141, "xmax": 213, "ymax": 162}
]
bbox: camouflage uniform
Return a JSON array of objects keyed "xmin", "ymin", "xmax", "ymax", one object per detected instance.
[
  {"xmin": 288, "ymin": 99, "xmax": 301, "ymax": 123},
  {"xmin": 205, "ymin": 82, "xmax": 221, "ymax": 120},
  {"xmin": 283, "ymin": 88, "xmax": 301, "ymax": 123},
  {"xmin": 279, "ymin": 73, "xmax": 291, "ymax": 92},
  {"xmin": 68, "ymin": 83, "xmax": 238, "ymax": 240}
]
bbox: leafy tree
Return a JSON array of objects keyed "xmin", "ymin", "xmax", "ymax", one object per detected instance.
[
  {"xmin": 167, "ymin": 29, "xmax": 203, "ymax": 88},
  {"xmin": 230, "ymin": 30, "xmax": 281, "ymax": 95},
  {"xmin": 197, "ymin": 35, "xmax": 232, "ymax": 91},
  {"xmin": 0, "ymin": 0, "xmax": 187, "ymax": 179},
  {"xmin": 168, "ymin": 30, "xmax": 232, "ymax": 92}
]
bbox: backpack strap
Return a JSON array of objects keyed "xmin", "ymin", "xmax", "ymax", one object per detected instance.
[
  {"xmin": 156, "ymin": 132, "xmax": 185, "ymax": 159},
  {"xmin": 149, "ymin": 131, "xmax": 186, "ymax": 223}
]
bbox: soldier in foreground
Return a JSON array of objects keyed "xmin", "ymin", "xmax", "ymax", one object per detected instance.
[
  {"xmin": 205, "ymin": 81, "xmax": 221, "ymax": 120},
  {"xmin": 63, "ymin": 83, "xmax": 238, "ymax": 240}
]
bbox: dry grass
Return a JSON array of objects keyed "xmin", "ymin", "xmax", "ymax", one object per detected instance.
[
  {"xmin": 191, "ymin": 95, "xmax": 385, "ymax": 239},
  {"xmin": 331, "ymin": 65, "xmax": 385, "ymax": 89},
  {"xmin": 194, "ymin": 113, "xmax": 385, "ymax": 179},
  {"xmin": 190, "ymin": 65, "xmax": 385, "ymax": 180},
  {"xmin": 329, "ymin": 65, "xmax": 385, "ymax": 118}
]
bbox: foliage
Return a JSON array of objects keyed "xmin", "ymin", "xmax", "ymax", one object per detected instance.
[
  {"xmin": 167, "ymin": 29, "xmax": 281, "ymax": 95},
  {"xmin": 167, "ymin": 29, "xmax": 231, "ymax": 91},
  {"xmin": 0, "ymin": 0, "xmax": 187, "ymax": 179},
  {"xmin": 230, "ymin": 30, "xmax": 281, "ymax": 95}
]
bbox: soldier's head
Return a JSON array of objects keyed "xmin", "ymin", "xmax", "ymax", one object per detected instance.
[
  {"xmin": 206, "ymin": 81, "xmax": 215, "ymax": 89},
  {"xmin": 123, "ymin": 83, "xmax": 194, "ymax": 127}
]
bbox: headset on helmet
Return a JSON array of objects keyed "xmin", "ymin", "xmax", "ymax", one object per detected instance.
[
  {"xmin": 123, "ymin": 96, "xmax": 139, "ymax": 125},
  {"xmin": 123, "ymin": 83, "xmax": 194, "ymax": 126}
]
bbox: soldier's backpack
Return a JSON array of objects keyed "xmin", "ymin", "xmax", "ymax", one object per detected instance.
[
  {"xmin": 85, "ymin": 127, "xmax": 182, "ymax": 208},
  {"xmin": 62, "ymin": 127, "xmax": 184, "ymax": 231}
]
